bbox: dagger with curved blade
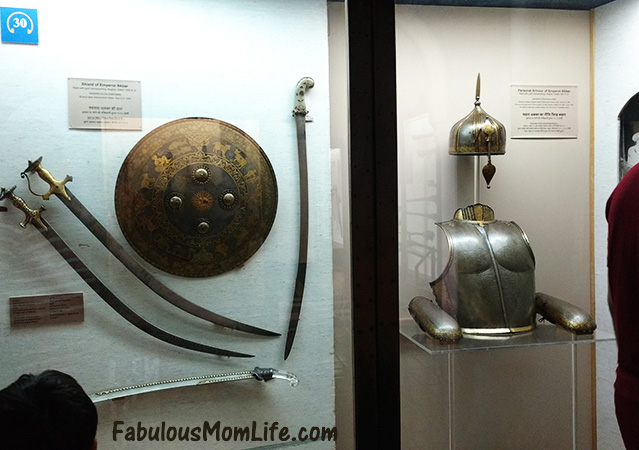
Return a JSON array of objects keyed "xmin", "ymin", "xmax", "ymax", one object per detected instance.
[
  {"xmin": 284, "ymin": 77, "xmax": 314, "ymax": 359},
  {"xmin": 20, "ymin": 157, "xmax": 279, "ymax": 337},
  {"xmin": 1, "ymin": 186, "xmax": 253, "ymax": 358}
]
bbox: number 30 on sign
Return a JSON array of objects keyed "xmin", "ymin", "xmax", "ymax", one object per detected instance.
[{"xmin": 1, "ymin": 7, "xmax": 38, "ymax": 44}]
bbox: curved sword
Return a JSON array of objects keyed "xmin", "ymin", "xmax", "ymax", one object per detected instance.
[
  {"xmin": 90, "ymin": 366, "xmax": 298, "ymax": 403},
  {"xmin": 284, "ymin": 77, "xmax": 314, "ymax": 359},
  {"xmin": 0, "ymin": 186, "xmax": 253, "ymax": 358},
  {"xmin": 20, "ymin": 157, "xmax": 279, "ymax": 337}
]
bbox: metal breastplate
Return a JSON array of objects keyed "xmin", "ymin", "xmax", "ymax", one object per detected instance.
[{"xmin": 430, "ymin": 219, "xmax": 536, "ymax": 334}]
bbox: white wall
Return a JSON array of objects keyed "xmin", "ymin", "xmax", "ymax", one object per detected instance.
[
  {"xmin": 0, "ymin": 1, "xmax": 336, "ymax": 448},
  {"xmin": 594, "ymin": 0, "xmax": 639, "ymax": 448}
]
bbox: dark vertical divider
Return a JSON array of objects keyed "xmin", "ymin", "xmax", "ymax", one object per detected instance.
[{"xmin": 347, "ymin": 1, "xmax": 400, "ymax": 448}]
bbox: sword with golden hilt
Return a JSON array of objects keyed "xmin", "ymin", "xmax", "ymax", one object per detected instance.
[
  {"xmin": 0, "ymin": 186, "xmax": 253, "ymax": 357},
  {"xmin": 20, "ymin": 157, "xmax": 279, "ymax": 337}
]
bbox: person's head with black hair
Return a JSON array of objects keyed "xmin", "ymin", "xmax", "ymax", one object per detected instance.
[{"xmin": 0, "ymin": 369, "xmax": 97, "ymax": 450}]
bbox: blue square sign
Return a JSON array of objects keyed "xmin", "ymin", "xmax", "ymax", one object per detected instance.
[{"xmin": 1, "ymin": 7, "xmax": 38, "ymax": 44}]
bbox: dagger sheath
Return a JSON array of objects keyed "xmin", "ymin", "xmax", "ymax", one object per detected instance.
[
  {"xmin": 21, "ymin": 158, "xmax": 279, "ymax": 337},
  {"xmin": 284, "ymin": 77, "xmax": 314, "ymax": 359}
]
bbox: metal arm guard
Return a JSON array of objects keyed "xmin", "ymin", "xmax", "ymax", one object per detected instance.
[
  {"xmin": 535, "ymin": 292, "xmax": 596, "ymax": 335},
  {"xmin": 408, "ymin": 296, "xmax": 462, "ymax": 342}
]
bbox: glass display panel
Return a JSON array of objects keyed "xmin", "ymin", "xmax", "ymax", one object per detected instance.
[
  {"xmin": 395, "ymin": 3, "xmax": 621, "ymax": 449},
  {"xmin": 0, "ymin": 1, "xmax": 351, "ymax": 448},
  {"xmin": 5, "ymin": 1, "xmax": 633, "ymax": 449},
  {"xmin": 593, "ymin": 2, "xmax": 639, "ymax": 449}
]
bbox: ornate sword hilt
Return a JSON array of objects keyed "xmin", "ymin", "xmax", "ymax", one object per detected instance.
[
  {"xmin": 21, "ymin": 156, "xmax": 73, "ymax": 201},
  {"xmin": 0, "ymin": 185, "xmax": 47, "ymax": 230},
  {"xmin": 293, "ymin": 77, "xmax": 314, "ymax": 117}
]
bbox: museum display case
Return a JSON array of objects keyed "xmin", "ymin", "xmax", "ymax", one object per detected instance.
[
  {"xmin": 388, "ymin": 0, "xmax": 629, "ymax": 448},
  {"xmin": 1, "ymin": 0, "xmax": 635, "ymax": 448},
  {"xmin": 0, "ymin": 1, "xmax": 350, "ymax": 449}
]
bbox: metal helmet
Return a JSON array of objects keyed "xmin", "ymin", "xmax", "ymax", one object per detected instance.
[
  {"xmin": 449, "ymin": 73, "xmax": 506, "ymax": 156},
  {"xmin": 449, "ymin": 74, "xmax": 506, "ymax": 188}
]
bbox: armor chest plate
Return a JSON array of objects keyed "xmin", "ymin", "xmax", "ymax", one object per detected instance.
[{"xmin": 430, "ymin": 220, "xmax": 536, "ymax": 334}]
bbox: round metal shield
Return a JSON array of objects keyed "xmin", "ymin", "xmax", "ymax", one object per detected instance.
[{"xmin": 115, "ymin": 118, "xmax": 277, "ymax": 277}]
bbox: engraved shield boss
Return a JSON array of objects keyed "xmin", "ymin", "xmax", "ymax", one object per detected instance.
[{"xmin": 115, "ymin": 118, "xmax": 277, "ymax": 277}]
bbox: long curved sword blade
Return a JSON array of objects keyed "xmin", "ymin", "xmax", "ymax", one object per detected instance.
[
  {"xmin": 21, "ymin": 158, "xmax": 279, "ymax": 337},
  {"xmin": 0, "ymin": 186, "xmax": 252, "ymax": 358},
  {"xmin": 284, "ymin": 77, "xmax": 314, "ymax": 359}
]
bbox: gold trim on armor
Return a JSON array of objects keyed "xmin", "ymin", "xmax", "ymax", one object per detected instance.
[{"xmin": 461, "ymin": 324, "xmax": 535, "ymax": 335}]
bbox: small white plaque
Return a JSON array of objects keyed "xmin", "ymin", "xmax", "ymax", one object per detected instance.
[
  {"xmin": 68, "ymin": 78, "xmax": 142, "ymax": 130},
  {"xmin": 511, "ymin": 85, "xmax": 577, "ymax": 139}
]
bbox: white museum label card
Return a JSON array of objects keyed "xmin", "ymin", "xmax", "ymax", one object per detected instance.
[
  {"xmin": 511, "ymin": 85, "xmax": 577, "ymax": 139},
  {"xmin": 68, "ymin": 78, "xmax": 142, "ymax": 130},
  {"xmin": 10, "ymin": 293, "xmax": 84, "ymax": 328}
]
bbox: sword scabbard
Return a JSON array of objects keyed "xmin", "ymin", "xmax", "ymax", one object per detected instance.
[{"xmin": 91, "ymin": 367, "xmax": 298, "ymax": 403}]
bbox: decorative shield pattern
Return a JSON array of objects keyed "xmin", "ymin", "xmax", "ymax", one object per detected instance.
[{"xmin": 115, "ymin": 118, "xmax": 277, "ymax": 277}]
